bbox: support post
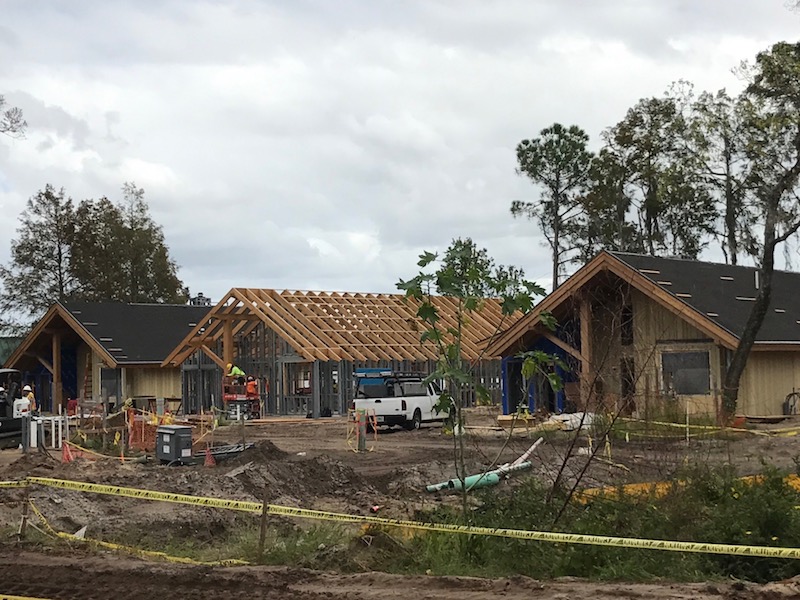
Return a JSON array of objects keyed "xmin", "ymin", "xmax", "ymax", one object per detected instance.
[
  {"xmin": 52, "ymin": 332, "xmax": 62, "ymax": 414},
  {"xmin": 223, "ymin": 320, "xmax": 234, "ymax": 367},
  {"xmin": 312, "ymin": 360, "xmax": 321, "ymax": 419},
  {"xmin": 337, "ymin": 360, "xmax": 346, "ymax": 415},
  {"xmin": 580, "ymin": 296, "xmax": 593, "ymax": 409},
  {"xmin": 17, "ymin": 487, "xmax": 29, "ymax": 542},
  {"xmin": 357, "ymin": 411, "xmax": 367, "ymax": 452}
]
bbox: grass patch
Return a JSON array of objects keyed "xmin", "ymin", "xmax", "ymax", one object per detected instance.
[
  {"xmin": 33, "ymin": 463, "xmax": 800, "ymax": 583},
  {"xmin": 389, "ymin": 464, "xmax": 800, "ymax": 582}
]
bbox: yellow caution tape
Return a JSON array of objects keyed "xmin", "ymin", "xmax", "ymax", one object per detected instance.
[
  {"xmin": 263, "ymin": 505, "xmax": 800, "ymax": 559},
  {"xmin": 55, "ymin": 532, "xmax": 248, "ymax": 566},
  {"xmin": 24, "ymin": 476, "xmax": 800, "ymax": 560},
  {"xmin": 0, "ymin": 481, "xmax": 28, "ymax": 489},
  {"xmin": 28, "ymin": 498, "xmax": 247, "ymax": 567},
  {"xmin": 63, "ymin": 440, "xmax": 141, "ymax": 462},
  {"xmin": 27, "ymin": 501, "xmax": 58, "ymax": 538},
  {"xmin": 618, "ymin": 417, "xmax": 800, "ymax": 438},
  {"xmin": 26, "ymin": 477, "xmax": 263, "ymax": 513}
]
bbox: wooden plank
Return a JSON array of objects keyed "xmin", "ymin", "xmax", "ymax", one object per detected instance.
[
  {"xmin": 486, "ymin": 252, "xmax": 740, "ymax": 358},
  {"xmin": 541, "ymin": 331, "xmax": 586, "ymax": 363},
  {"xmin": 336, "ymin": 294, "xmax": 404, "ymax": 361},
  {"xmin": 35, "ymin": 355, "xmax": 54, "ymax": 375},
  {"xmin": 223, "ymin": 320, "xmax": 234, "ymax": 366},
  {"xmin": 580, "ymin": 296, "xmax": 592, "ymax": 406},
  {"xmin": 200, "ymin": 345, "xmax": 226, "ymax": 369},
  {"xmin": 53, "ymin": 332, "xmax": 62, "ymax": 411},
  {"xmin": 244, "ymin": 289, "xmax": 333, "ymax": 361},
  {"xmin": 161, "ymin": 288, "xmax": 240, "ymax": 367},
  {"xmin": 265, "ymin": 290, "xmax": 345, "ymax": 360},
  {"xmin": 301, "ymin": 293, "xmax": 384, "ymax": 362},
  {"xmin": 290, "ymin": 296, "xmax": 370, "ymax": 362}
]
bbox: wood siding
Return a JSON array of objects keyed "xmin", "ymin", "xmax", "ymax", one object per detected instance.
[
  {"xmin": 126, "ymin": 367, "xmax": 182, "ymax": 398},
  {"xmin": 738, "ymin": 353, "xmax": 800, "ymax": 415},
  {"xmin": 588, "ymin": 289, "xmax": 722, "ymax": 415}
]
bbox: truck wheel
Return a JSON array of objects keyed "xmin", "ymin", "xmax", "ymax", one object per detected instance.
[{"xmin": 405, "ymin": 409, "xmax": 422, "ymax": 431}]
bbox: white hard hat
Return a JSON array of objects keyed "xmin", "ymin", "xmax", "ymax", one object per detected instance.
[
  {"xmin": 0, "ymin": 387, "xmax": 4, "ymax": 393},
  {"xmin": 23, "ymin": 385, "xmax": 31, "ymax": 392}
]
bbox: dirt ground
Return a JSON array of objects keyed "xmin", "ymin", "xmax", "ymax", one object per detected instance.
[
  {"xmin": 0, "ymin": 549, "xmax": 798, "ymax": 600},
  {"xmin": 1, "ymin": 410, "xmax": 800, "ymax": 599}
]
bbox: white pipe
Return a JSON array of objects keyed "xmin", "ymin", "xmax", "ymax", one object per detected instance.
[{"xmin": 510, "ymin": 437, "xmax": 543, "ymax": 467}]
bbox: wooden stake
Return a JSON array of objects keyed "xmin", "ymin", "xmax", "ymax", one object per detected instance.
[
  {"xmin": 258, "ymin": 487, "xmax": 269, "ymax": 560},
  {"xmin": 17, "ymin": 488, "xmax": 29, "ymax": 542}
]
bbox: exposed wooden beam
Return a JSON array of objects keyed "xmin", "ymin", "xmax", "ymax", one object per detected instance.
[
  {"xmin": 215, "ymin": 313, "xmax": 262, "ymax": 321},
  {"xmin": 223, "ymin": 320, "xmax": 234, "ymax": 366},
  {"xmin": 200, "ymin": 345, "xmax": 226, "ymax": 369},
  {"xmin": 579, "ymin": 296, "xmax": 593, "ymax": 407},
  {"xmin": 540, "ymin": 331, "xmax": 586, "ymax": 364},
  {"xmin": 36, "ymin": 355, "xmax": 54, "ymax": 375},
  {"xmin": 53, "ymin": 332, "xmax": 62, "ymax": 411}
]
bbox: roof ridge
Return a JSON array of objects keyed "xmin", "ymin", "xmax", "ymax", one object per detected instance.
[{"xmin": 609, "ymin": 251, "xmax": 800, "ymax": 276}]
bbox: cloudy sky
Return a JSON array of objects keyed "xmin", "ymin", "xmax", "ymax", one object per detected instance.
[{"xmin": 0, "ymin": 1, "xmax": 797, "ymax": 302}]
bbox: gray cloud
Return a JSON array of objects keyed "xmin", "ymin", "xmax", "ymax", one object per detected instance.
[{"xmin": 0, "ymin": 0, "xmax": 798, "ymax": 303}]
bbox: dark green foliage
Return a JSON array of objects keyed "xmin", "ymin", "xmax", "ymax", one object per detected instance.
[
  {"xmin": 0, "ymin": 182, "xmax": 187, "ymax": 331},
  {"xmin": 0, "ymin": 185, "xmax": 76, "ymax": 323},
  {"xmin": 398, "ymin": 238, "xmax": 554, "ymax": 520},
  {"xmin": 393, "ymin": 465, "xmax": 800, "ymax": 582},
  {"xmin": 512, "ymin": 123, "xmax": 593, "ymax": 290},
  {"xmin": 71, "ymin": 183, "xmax": 186, "ymax": 304}
]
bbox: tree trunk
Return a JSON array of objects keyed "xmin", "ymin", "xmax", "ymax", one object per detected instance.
[
  {"xmin": 551, "ymin": 218, "xmax": 560, "ymax": 292},
  {"xmin": 723, "ymin": 138, "xmax": 738, "ymax": 265},
  {"xmin": 721, "ymin": 211, "xmax": 777, "ymax": 419}
]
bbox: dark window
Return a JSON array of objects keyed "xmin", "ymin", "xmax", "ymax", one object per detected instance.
[
  {"xmin": 400, "ymin": 382, "xmax": 427, "ymax": 397},
  {"xmin": 661, "ymin": 351, "xmax": 710, "ymax": 395},
  {"xmin": 621, "ymin": 305, "xmax": 634, "ymax": 346},
  {"xmin": 357, "ymin": 383, "xmax": 388, "ymax": 399}
]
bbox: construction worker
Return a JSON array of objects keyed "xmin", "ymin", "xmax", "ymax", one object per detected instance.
[
  {"xmin": 245, "ymin": 376, "xmax": 258, "ymax": 399},
  {"xmin": 22, "ymin": 385, "xmax": 36, "ymax": 413},
  {"xmin": 226, "ymin": 363, "xmax": 246, "ymax": 384}
]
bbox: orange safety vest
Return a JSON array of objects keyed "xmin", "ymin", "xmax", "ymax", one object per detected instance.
[{"xmin": 246, "ymin": 380, "xmax": 258, "ymax": 397}]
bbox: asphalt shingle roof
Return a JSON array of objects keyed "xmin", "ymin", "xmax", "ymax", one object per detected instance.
[
  {"xmin": 61, "ymin": 302, "xmax": 211, "ymax": 364},
  {"xmin": 610, "ymin": 252, "xmax": 800, "ymax": 343}
]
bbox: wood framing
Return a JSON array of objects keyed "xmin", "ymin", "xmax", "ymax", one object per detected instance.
[
  {"xmin": 493, "ymin": 250, "xmax": 800, "ymax": 417},
  {"xmin": 164, "ymin": 288, "xmax": 518, "ymax": 367}
]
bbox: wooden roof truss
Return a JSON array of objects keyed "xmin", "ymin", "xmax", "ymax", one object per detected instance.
[{"xmin": 163, "ymin": 288, "xmax": 513, "ymax": 367}]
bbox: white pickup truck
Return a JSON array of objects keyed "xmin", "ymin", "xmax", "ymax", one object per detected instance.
[{"xmin": 351, "ymin": 371, "xmax": 448, "ymax": 430}]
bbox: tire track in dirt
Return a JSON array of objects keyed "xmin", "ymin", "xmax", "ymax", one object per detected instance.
[{"xmin": 0, "ymin": 549, "xmax": 796, "ymax": 600}]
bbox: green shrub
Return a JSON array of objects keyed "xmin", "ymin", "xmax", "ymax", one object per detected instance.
[{"xmin": 392, "ymin": 464, "xmax": 800, "ymax": 582}]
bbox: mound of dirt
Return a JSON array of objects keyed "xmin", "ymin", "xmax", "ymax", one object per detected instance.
[
  {"xmin": 226, "ymin": 439, "xmax": 288, "ymax": 465},
  {"xmin": 0, "ymin": 437, "xmax": 401, "ymax": 544}
]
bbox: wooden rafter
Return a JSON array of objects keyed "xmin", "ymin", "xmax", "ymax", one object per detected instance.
[
  {"xmin": 162, "ymin": 287, "xmax": 521, "ymax": 366},
  {"xmin": 485, "ymin": 251, "xmax": 742, "ymax": 357}
]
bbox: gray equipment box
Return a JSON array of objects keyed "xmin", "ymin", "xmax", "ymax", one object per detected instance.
[{"xmin": 156, "ymin": 425, "xmax": 193, "ymax": 464}]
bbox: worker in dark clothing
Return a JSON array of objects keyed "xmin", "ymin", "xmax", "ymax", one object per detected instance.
[{"xmin": 0, "ymin": 386, "xmax": 7, "ymax": 418}]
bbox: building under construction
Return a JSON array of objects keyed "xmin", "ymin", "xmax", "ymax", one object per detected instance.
[{"xmin": 164, "ymin": 288, "xmax": 513, "ymax": 417}]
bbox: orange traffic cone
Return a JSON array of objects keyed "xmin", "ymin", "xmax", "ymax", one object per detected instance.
[
  {"xmin": 204, "ymin": 446, "xmax": 216, "ymax": 467},
  {"xmin": 62, "ymin": 442, "xmax": 73, "ymax": 463}
]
